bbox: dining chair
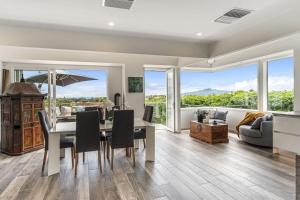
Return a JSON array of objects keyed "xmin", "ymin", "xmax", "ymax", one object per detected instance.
[
  {"xmin": 134, "ymin": 106, "xmax": 153, "ymax": 148},
  {"xmin": 107, "ymin": 110, "xmax": 135, "ymax": 170},
  {"xmin": 38, "ymin": 110, "xmax": 75, "ymax": 173},
  {"xmin": 80, "ymin": 107, "xmax": 104, "ymax": 162},
  {"xmin": 75, "ymin": 111, "xmax": 102, "ymax": 175}
]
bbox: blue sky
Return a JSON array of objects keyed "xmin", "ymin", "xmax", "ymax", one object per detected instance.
[
  {"xmin": 23, "ymin": 70, "xmax": 107, "ymax": 98},
  {"xmin": 145, "ymin": 57, "xmax": 294, "ymax": 95},
  {"xmin": 22, "ymin": 57, "xmax": 293, "ymax": 97}
]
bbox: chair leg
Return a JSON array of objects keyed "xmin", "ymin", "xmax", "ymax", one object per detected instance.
[
  {"xmin": 143, "ymin": 139, "xmax": 146, "ymax": 149},
  {"xmin": 132, "ymin": 147, "xmax": 135, "ymax": 167},
  {"xmin": 126, "ymin": 148, "xmax": 131, "ymax": 157},
  {"xmin": 103, "ymin": 141, "xmax": 106, "ymax": 160},
  {"xmin": 71, "ymin": 147, "xmax": 74, "ymax": 168},
  {"xmin": 42, "ymin": 150, "xmax": 47, "ymax": 172},
  {"xmin": 98, "ymin": 150, "xmax": 102, "ymax": 173},
  {"xmin": 75, "ymin": 153, "xmax": 78, "ymax": 176},
  {"xmin": 107, "ymin": 143, "xmax": 110, "ymax": 160},
  {"xmin": 110, "ymin": 148, "xmax": 114, "ymax": 170},
  {"xmin": 83, "ymin": 152, "xmax": 85, "ymax": 163}
]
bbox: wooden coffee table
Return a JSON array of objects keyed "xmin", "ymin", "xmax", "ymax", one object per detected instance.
[{"xmin": 190, "ymin": 121, "xmax": 229, "ymax": 144}]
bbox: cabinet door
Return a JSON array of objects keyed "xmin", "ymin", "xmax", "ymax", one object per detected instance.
[
  {"xmin": 22, "ymin": 104, "xmax": 33, "ymax": 123},
  {"xmin": 22, "ymin": 103, "xmax": 34, "ymax": 150},
  {"xmin": 33, "ymin": 102, "xmax": 44, "ymax": 147},
  {"xmin": 34, "ymin": 125, "xmax": 44, "ymax": 146},
  {"xmin": 23, "ymin": 127, "xmax": 34, "ymax": 150}
]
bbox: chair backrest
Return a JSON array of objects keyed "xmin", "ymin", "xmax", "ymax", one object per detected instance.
[
  {"xmin": 38, "ymin": 110, "xmax": 50, "ymax": 150},
  {"xmin": 143, "ymin": 106, "xmax": 154, "ymax": 122},
  {"xmin": 111, "ymin": 110, "xmax": 134, "ymax": 149},
  {"xmin": 76, "ymin": 111, "xmax": 100, "ymax": 153}
]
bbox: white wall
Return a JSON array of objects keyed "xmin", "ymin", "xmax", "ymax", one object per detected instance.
[
  {"xmin": 0, "ymin": 45, "xmax": 181, "ymax": 118},
  {"xmin": 0, "ymin": 24, "xmax": 209, "ymax": 58},
  {"xmin": 181, "ymin": 107, "xmax": 255, "ymax": 132},
  {"xmin": 107, "ymin": 67, "xmax": 122, "ymax": 103}
]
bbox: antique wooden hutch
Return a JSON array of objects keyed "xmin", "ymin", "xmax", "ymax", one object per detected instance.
[{"xmin": 1, "ymin": 82, "xmax": 46, "ymax": 155}]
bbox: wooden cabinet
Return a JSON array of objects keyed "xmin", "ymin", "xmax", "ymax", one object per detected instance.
[{"xmin": 1, "ymin": 82, "xmax": 46, "ymax": 155}]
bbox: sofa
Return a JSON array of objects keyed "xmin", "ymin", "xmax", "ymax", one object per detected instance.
[{"xmin": 239, "ymin": 115, "xmax": 273, "ymax": 147}]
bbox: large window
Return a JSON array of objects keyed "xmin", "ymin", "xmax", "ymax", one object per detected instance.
[
  {"xmin": 18, "ymin": 69, "xmax": 108, "ymax": 115},
  {"xmin": 181, "ymin": 64, "xmax": 258, "ymax": 109},
  {"xmin": 267, "ymin": 57, "xmax": 294, "ymax": 112}
]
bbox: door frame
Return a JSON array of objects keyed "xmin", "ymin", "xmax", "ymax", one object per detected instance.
[{"xmin": 144, "ymin": 65, "xmax": 181, "ymax": 133}]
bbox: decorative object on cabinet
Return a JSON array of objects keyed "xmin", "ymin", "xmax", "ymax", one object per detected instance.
[{"xmin": 1, "ymin": 80, "xmax": 47, "ymax": 155}]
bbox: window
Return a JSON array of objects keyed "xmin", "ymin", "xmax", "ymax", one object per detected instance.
[
  {"xmin": 16, "ymin": 69, "xmax": 108, "ymax": 114},
  {"xmin": 181, "ymin": 64, "xmax": 258, "ymax": 109},
  {"xmin": 267, "ymin": 57, "xmax": 294, "ymax": 112},
  {"xmin": 16, "ymin": 70, "xmax": 48, "ymax": 93}
]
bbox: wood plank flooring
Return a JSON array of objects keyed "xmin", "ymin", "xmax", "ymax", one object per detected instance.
[{"xmin": 0, "ymin": 129, "xmax": 295, "ymax": 200}]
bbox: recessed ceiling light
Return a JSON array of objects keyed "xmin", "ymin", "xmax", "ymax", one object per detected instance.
[
  {"xmin": 196, "ymin": 32, "xmax": 203, "ymax": 37},
  {"xmin": 108, "ymin": 21, "xmax": 115, "ymax": 27}
]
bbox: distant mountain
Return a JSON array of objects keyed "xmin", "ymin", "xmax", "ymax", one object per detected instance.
[{"xmin": 182, "ymin": 88, "xmax": 232, "ymax": 96}]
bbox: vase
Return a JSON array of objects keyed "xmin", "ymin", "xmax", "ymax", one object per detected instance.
[{"xmin": 197, "ymin": 115, "xmax": 203, "ymax": 123}]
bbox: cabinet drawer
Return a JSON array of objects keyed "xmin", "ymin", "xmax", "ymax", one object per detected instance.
[{"xmin": 274, "ymin": 116, "xmax": 300, "ymax": 136}]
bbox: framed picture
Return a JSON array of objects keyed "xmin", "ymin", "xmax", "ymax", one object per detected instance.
[{"xmin": 128, "ymin": 77, "xmax": 143, "ymax": 93}]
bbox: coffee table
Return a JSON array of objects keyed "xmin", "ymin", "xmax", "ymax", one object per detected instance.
[{"xmin": 190, "ymin": 121, "xmax": 229, "ymax": 144}]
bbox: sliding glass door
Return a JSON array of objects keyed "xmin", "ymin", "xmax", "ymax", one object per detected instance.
[
  {"xmin": 166, "ymin": 68, "xmax": 175, "ymax": 132},
  {"xmin": 48, "ymin": 70, "xmax": 57, "ymax": 127},
  {"xmin": 144, "ymin": 68, "xmax": 176, "ymax": 132}
]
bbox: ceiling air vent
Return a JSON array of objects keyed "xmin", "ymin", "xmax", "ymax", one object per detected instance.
[
  {"xmin": 215, "ymin": 8, "xmax": 252, "ymax": 24},
  {"xmin": 102, "ymin": 0, "xmax": 134, "ymax": 9}
]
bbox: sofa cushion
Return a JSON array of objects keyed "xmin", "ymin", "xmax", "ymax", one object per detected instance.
[
  {"xmin": 239, "ymin": 125, "xmax": 262, "ymax": 138},
  {"xmin": 214, "ymin": 111, "xmax": 228, "ymax": 121},
  {"xmin": 262, "ymin": 114, "xmax": 273, "ymax": 121},
  {"xmin": 61, "ymin": 106, "xmax": 72, "ymax": 116},
  {"xmin": 251, "ymin": 117, "xmax": 263, "ymax": 129}
]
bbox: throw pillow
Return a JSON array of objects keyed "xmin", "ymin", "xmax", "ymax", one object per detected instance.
[
  {"xmin": 262, "ymin": 114, "xmax": 273, "ymax": 121},
  {"xmin": 214, "ymin": 111, "xmax": 228, "ymax": 121},
  {"xmin": 208, "ymin": 109, "xmax": 216, "ymax": 119},
  {"xmin": 251, "ymin": 117, "xmax": 263, "ymax": 129},
  {"xmin": 61, "ymin": 106, "xmax": 72, "ymax": 116}
]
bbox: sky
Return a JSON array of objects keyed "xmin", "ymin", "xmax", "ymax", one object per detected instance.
[
  {"xmin": 23, "ymin": 69, "xmax": 107, "ymax": 98},
  {"xmin": 22, "ymin": 57, "xmax": 294, "ymax": 97},
  {"xmin": 145, "ymin": 57, "xmax": 294, "ymax": 95}
]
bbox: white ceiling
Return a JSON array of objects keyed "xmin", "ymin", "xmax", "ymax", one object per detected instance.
[{"xmin": 0, "ymin": 0, "xmax": 298, "ymax": 42}]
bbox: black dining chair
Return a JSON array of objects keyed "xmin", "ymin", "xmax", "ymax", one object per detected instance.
[
  {"xmin": 107, "ymin": 110, "xmax": 135, "ymax": 170},
  {"xmin": 38, "ymin": 110, "xmax": 75, "ymax": 172},
  {"xmin": 75, "ymin": 111, "xmax": 102, "ymax": 175},
  {"xmin": 134, "ymin": 106, "xmax": 153, "ymax": 148}
]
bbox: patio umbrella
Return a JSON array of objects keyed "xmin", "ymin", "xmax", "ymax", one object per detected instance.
[{"xmin": 25, "ymin": 70, "xmax": 97, "ymax": 87}]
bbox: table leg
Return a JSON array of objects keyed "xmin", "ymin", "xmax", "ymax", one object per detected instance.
[
  {"xmin": 145, "ymin": 125, "xmax": 155, "ymax": 161},
  {"xmin": 60, "ymin": 149, "xmax": 65, "ymax": 158},
  {"xmin": 48, "ymin": 133, "xmax": 60, "ymax": 176},
  {"xmin": 297, "ymin": 155, "xmax": 300, "ymax": 200},
  {"xmin": 134, "ymin": 139, "xmax": 140, "ymax": 149}
]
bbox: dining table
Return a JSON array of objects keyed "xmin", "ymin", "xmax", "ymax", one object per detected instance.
[{"xmin": 47, "ymin": 118, "xmax": 155, "ymax": 176}]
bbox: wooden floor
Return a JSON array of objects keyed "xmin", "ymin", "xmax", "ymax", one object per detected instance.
[{"xmin": 0, "ymin": 130, "xmax": 296, "ymax": 200}]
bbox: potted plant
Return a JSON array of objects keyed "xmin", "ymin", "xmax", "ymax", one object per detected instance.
[{"xmin": 195, "ymin": 109, "xmax": 208, "ymax": 123}]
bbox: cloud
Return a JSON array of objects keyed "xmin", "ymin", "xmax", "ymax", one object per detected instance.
[
  {"xmin": 145, "ymin": 82, "xmax": 166, "ymax": 95},
  {"xmin": 56, "ymin": 84, "xmax": 107, "ymax": 98},
  {"xmin": 216, "ymin": 79, "xmax": 258, "ymax": 91},
  {"xmin": 268, "ymin": 76, "xmax": 294, "ymax": 91},
  {"xmin": 181, "ymin": 76, "xmax": 293, "ymax": 93}
]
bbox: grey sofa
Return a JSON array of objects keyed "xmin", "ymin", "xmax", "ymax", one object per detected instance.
[{"xmin": 239, "ymin": 120, "xmax": 273, "ymax": 147}]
